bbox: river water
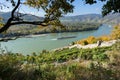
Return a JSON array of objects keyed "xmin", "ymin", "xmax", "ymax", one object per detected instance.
[{"xmin": 0, "ymin": 24, "xmax": 113, "ymax": 54}]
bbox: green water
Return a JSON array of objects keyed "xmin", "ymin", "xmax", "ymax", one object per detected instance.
[{"xmin": 0, "ymin": 24, "xmax": 113, "ymax": 54}]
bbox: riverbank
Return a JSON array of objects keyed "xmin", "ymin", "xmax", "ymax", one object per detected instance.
[
  {"xmin": 23, "ymin": 34, "xmax": 47, "ymax": 38},
  {"xmin": 0, "ymin": 24, "xmax": 113, "ymax": 54},
  {"xmin": 53, "ymin": 40, "xmax": 117, "ymax": 51},
  {"xmin": 0, "ymin": 34, "xmax": 48, "ymax": 42},
  {"xmin": 0, "ymin": 41, "xmax": 120, "ymax": 80},
  {"xmin": 0, "ymin": 23, "xmax": 102, "ymax": 42},
  {"xmin": 0, "ymin": 37, "xmax": 18, "ymax": 42}
]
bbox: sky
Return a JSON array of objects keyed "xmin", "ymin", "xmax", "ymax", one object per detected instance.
[{"xmin": 0, "ymin": 0, "xmax": 105, "ymax": 17}]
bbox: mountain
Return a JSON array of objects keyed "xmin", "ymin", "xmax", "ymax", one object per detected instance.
[
  {"xmin": 61, "ymin": 13, "xmax": 120, "ymax": 24},
  {"xmin": 0, "ymin": 12, "xmax": 44, "ymax": 22},
  {"xmin": 60, "ymin": 14, "xmax": 102, "ymax": 23},
  {"xmin": 102, "ymin": 13, "xmax": 120, "ymax": 24},
  {"xmin": 0, "ymin": 12, "xmax": 11, "ymax": 22},
  {"xmin": 0, "ymin": 12, "xmax": 120, "ymax": 24}
]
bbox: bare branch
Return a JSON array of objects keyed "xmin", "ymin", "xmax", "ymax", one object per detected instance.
[
  {"xmin": 0, "ymin": 18, "xmax": 13, "ymax": 33},
  {"xmin": 0, "ymin": 0, "xmax": 21, "ymax": 33},
  {"xmin": 11, "ymin": 0, "xmax": 20, "ymax": 19}
]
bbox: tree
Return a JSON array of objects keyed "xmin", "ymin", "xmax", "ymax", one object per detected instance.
[
  {"xmin": 0, "ymin": 0, "xmax": 74, "ymax": 33},
  {"xmin": 82, "ymin": 0, "xmax": 120, "ymax": 16},
  {"xmin": 0, "ymin": 0, "xmax": 120, "ymax": 33}
]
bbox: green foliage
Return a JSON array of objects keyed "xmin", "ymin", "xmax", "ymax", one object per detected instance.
[
  {"xmin": 25, "ymin": 0, "xmax": 74, "ymax": 22},
  {"xmin": 102, "ymin": 0, "xmax": 120, "ymax": 16},
  {"xmin": 82, "ymin": 0, "xmax": 120, "ymax": 16},
  {"xmin": 7, "ymin": 0, "xmax": 120, "ymax": 17},
  {"xmin": 0, "ymin": 0, "xmax": 120, "ymax": 33},
  {"xmin": 62, "ymin": 22, "xmax": 100, "ymax": 32},
  {"xmin": 92, "ymin": 53, "xmax": 108, "ymax": 61},
  {"xmin": 0, "ymin": 53, "xmax": 25, "ymax": 80},
  {"xmin": 5, "ymin": 22, "xmax": 101, "ymax": 35},
  {"xmin": 0, "ymin": 41, "xmax": 120, "ymax": 80},
  {"xmin": 0, "ymin": 22, "xmax": 4, "ymax": 27}
]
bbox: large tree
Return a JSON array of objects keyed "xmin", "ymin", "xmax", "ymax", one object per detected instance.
[{"xmin": 0, "ymin": 0, "xmax": 120, "ymax": 33}]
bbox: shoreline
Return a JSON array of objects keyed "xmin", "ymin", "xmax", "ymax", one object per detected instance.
[
  {"xmin": 0, "ymin": 34, "xmax": 48, "ymax": 42},
  {"xmin": 24, "ymin": 34, "xmax": 47, "ymax": 38},
  {"xmin": 0, "ymin": 25, "xmax": 102, "ymax": 42},
  {"xmin": 53, "ymin": 40, "xmax": 117, "ymax": 51}
]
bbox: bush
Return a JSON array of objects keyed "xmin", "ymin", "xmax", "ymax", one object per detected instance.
[
  {"xmin": 92, "ymin": 54, "xmax": 108, "ymax": 61},
  {"xmin": 97, "ymin": 35, "xmax": 111, "ymax": 41},
  {"xmin": 86, "ymin": 36, "xmax": 97, "ymax": 44},
  {"xmin": 110, "ymin": 24, "xmax": 120, "ymax": 39},
  {"xmin": 76, "ymin": 36, "xmax": 98, "ymax": 45}
]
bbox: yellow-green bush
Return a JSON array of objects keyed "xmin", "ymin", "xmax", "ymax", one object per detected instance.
[
  {"xmin": 0, "ymin": 22, "xmax": 4, "ymax": 28},
  {"xmin": 76, "ymin": 35, "xmax": 112, "ymax": 45},
  {"xmin": 76, "ymin": 36, "xmax": 97, "ymax": 45},
  {"xmin": 97, "ymin": 35, "xmax": 111, "ymax": 41},
  {"xmin": 110, "ymin": 24, "xmax": 120, "ymax": 39},
  {"xmin": 87, "ymin": 36, "xmax": 97, "ymax": 44}
]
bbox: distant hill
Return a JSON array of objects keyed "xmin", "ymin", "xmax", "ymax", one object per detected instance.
[
  {"xmin": 0, "ymin": 12, "xmax": 120, "ymax": 24},
  {"xmin": 0, "ymin": 12, "xmax": 44, "ymax": 23},
  {"xmin": 61, "ymin": 13, "xmax": 120, "ymax": 24},
  {"xmin": 0, "ymin": 12, "xmax": 11, "ymax": 22},
  {"xmin": 102, "ymin": 13, "xmax": 120, "ymax": 24},
  {"xmin": 60, "ymin": 14, "xmax": 102, "ymax": 23}
]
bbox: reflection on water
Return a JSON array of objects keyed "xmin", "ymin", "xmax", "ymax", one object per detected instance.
[
  {"xmin": 0, "ymin": 24, "xmax": 113, "ymax": 54},
  {"xmin": 51, "ymin": 38, "xmax": 57, "ymax": 41}
]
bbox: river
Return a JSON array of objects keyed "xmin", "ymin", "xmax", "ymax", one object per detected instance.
[{"xmin": 0, "ymin": 24, "xmax": 113, "ymax": 54}]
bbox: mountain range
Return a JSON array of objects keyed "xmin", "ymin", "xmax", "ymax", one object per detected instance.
[
  {"xmin": 0, "ymin": 12, "xmax": 44, "ymax": 22},
  {"xmin": 0, "ymin": 12, "xmax": 120, "ymax": 24},
  {"xmin": 61, "ymin": 13, "xmax": 120, "ymax": 24}
]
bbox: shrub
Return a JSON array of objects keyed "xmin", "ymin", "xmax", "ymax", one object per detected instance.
[
  {"xmin": 82, "ymin": 40, "xmax": 89, "ymax": 45},
  {"xmin": 97, "ymin": 35, "xmax": 111, "ymax": 41},
  {"xmin": 110, "ymin": 24, "xmax": 120, "ymax": 39},
  {"xmin": 86, "ymin": 36, "xmax": 97, "ymax": 44},
  {"xmin": 76, "ymin": 36, "xmax": 97, "ymax": 45},
  {"xmin": 71, "ymin": 41, "xmax": 75, "ymax": 45}
]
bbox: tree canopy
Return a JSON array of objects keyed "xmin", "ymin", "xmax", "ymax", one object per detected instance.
[
  {"xmin": 0, "ymin": 0, "xmax": 120, "ymax": 33},
  {"xmin": 83, "ymin": 0, "xmax": 120, "ymax": 16}
]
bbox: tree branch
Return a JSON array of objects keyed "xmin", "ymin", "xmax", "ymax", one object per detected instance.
[
  {"xmin": 0, "ymin": 0, "xmax": 20, "ymax": 33},
  {"xmin": 11, "ymin": 0, "xmax": 20, "ymax": 18},
  {"xmin": 0, "ymin": 0, "xmax": 57, "ymax": 33},
  {"xmin": 0, "ymin": 18, "xmax": 12, "ymax": 33}
]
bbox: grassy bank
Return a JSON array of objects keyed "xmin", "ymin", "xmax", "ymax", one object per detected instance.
[{"xmin": 0, "ymin": 41, "xmax": 120, "ymax": 80}]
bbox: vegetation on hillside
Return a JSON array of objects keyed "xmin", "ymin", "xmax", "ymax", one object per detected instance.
[
  {"xmin": 0, "ymin": 18, "xmax": 4, "ymax": 28},
  {"xmin": 0, "ymin": 22, "xmax": 101, "ymax": 37},
  {"xmin": 0, "ymin": 22, "xmax": 4, "ymax": 28},
  {"xmin": 0, "ymin": 41, "xmax": 120, "ymax": 80},
  {"xmin": 1, "ymin": 0, "xmax": 120, "ymax": 33},
  {"xmin": 0, "ymin": 0, "xmax": 120, "ymax": 79},
  {"xmin": 0, "ymin": 24, "xmax": 120, "ymax": 80},
  {"xmin": 110, "ymin": 24, "xmax": 120, "ymax": 39}
]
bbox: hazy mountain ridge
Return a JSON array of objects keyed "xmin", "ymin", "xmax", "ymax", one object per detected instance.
[
  {"xmin": 61, "ymin": 13, "xmax": 120, "ymax": 24},
  {"xmin": 0, "ymin": 12, "xmax": 44, "ymax": 22},
  {"xmin": 0, "ymin": 12, "xmax": 120, "ymax": 24},
  {"xmin": 60, "ymin": 14, "xmax": 102, "ymax": 23},
  {"xmin": 102, "ymin": 13, "xmax": 120, "ymax": 24}
]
